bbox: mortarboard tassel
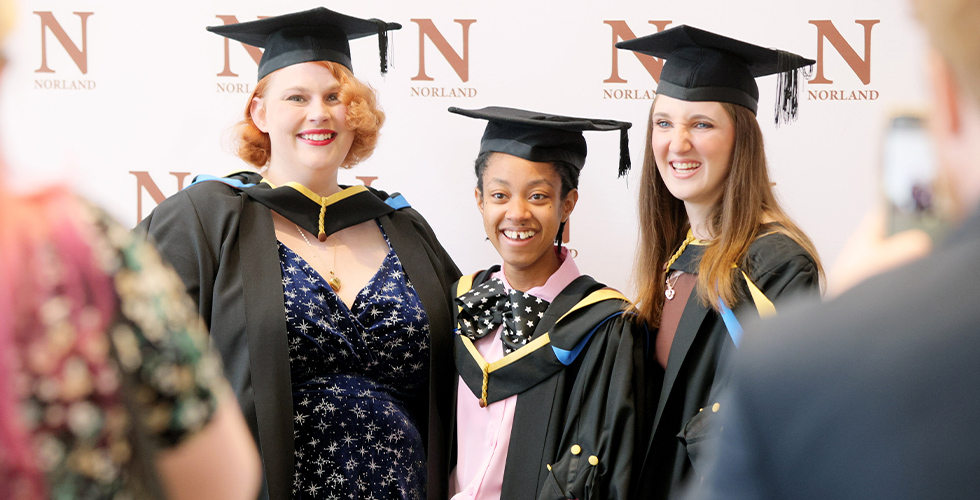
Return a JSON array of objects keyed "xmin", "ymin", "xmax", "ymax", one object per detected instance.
[
  {"xmin": 374, "ymin": 20, "xmax": 398, "ymax": 75},
  {"xmin": 774, "ymin": 50, "xmax": 814, "ymax": 127},
  {"xmin": 618, "ymin": 127, "xmax": 631, "ymax": 177}
]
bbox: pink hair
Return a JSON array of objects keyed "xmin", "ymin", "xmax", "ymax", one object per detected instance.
[{"xmin": 0, "ymin": 182, "xmax": 117, "ymax": 498}]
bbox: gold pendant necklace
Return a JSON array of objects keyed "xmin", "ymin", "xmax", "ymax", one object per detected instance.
[{"xmin": 295, "ymin": 224, "xmax": 342, "ymax": 292}]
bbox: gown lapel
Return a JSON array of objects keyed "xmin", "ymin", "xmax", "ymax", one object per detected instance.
[
  {"xmin": 379, "ymin": 212, "xmax": 459, "ymax": 500},
  {"xmin": 379, "ymin": 212, "xmax": 455, "ymax": 424},
  {"xmin": 651, "ymin": 242, "xmax": 710, "ymax": 437},
  {"xmin": 651, "ymin": 295, "xmax": 709, "ymax": 434},
  {"xmin": 236, "ymin": 191, "xmax": 294, "ymax": 500},
  {"xmin": 453, "ymin": 276, "xmax": 617, "ymax": 405}
]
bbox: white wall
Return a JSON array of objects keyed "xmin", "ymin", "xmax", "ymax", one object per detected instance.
[{"xmin": 0, "ymin": 0, "xmax": 931, "ymax": 293}]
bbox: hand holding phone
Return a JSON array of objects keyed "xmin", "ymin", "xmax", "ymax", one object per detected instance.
[{"xmin": 882, "ymin": 112, "xmax": 949, "ymax": 241}]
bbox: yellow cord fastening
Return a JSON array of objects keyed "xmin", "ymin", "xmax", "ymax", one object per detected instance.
[
  {"xmin": 479, "ymin": 362, "xmax": 490, "ymax": 408},
  {"xmin": 664, "ymin": 230, "xmax": 697, "ymax": 274},
  {"xmin": 317, "ymin": 199, "xmax": 328, "ymax": 241}
]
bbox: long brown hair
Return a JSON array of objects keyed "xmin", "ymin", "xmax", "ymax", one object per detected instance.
[{"xmin": 632, "ymin": 97, "xmax": 823, "ymax": 328}]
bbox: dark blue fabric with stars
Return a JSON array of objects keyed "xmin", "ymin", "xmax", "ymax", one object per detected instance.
[{"xmin": 278, "ymin": 223, "xmax": 429, "ymax": 500}]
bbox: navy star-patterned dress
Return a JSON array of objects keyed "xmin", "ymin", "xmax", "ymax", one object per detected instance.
[{"xmin": 278, "ymin": 223, "xmax": 429, "ymax": 500}]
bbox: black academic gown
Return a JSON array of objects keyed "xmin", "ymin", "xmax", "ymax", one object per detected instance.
[
  {"xmin": 137, "ymin": 171, "xmax": 460, "ymax": 500},
  {"xmin": 447, "ymin": 268, "xmax": 647, "ymax": 500},
  {"xmin": 634, "ymin": 228, "xmax": 820, "ymax": 500}
]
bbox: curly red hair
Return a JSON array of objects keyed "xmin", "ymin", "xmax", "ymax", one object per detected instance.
[{"xmin": 235, "ymin": 61, "xmax": 385, "ymax": 169}]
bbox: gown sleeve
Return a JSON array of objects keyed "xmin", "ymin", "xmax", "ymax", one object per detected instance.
[
  {"xmin": 135, "ymin": 184, "xmax": 237, "ymax": 328},
  {"xmin": 743, "ymin": 234, "xmax": 821, "ymax": 307},
  {"xmin": 677, "ymin": 390, "xmax": 770, "ymax": 500},
  {"xmin": 539, "ymin": 314, "xmax": 644, "ymax": 500},
  {"xmin": 399, "ymin": 205, "xmax": 462, "ymax": 283}
]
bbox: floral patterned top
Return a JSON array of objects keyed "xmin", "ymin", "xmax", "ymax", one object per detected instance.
[{"xmin": 12, "ymin": 202, "xmax": 224, "ymax": 499}]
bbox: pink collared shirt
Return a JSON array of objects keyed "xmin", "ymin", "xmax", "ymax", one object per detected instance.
[{"xmin": 449, "ymin": 249, "xmax": 581, "ymax": 500}]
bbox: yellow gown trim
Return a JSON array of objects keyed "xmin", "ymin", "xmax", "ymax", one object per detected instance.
[
  {"xmin": 742, "ymin": 271, "xmax": 776, "ymax": 318},
  {"xmin": 260, "ymin": 179, "xmax": 368, "ymax": 206}
]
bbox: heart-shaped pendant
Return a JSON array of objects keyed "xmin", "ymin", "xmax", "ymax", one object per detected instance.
[
  {"xmin": 328, "ymin": 273, "xmax": 342, "ymax": 292},
  {"xmin": 665, "ymin": 288, "xmax": 675, "ymax": 300}
]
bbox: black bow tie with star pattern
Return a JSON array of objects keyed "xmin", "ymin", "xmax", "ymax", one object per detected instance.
[{"xmin": 455, "ymin": 278, "xmax": 552, "ymax": 355}]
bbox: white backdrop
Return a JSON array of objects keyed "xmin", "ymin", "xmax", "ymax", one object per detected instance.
[{"xmin": 1, "ymin": 0, "xmax": 931, "ymax": 293}]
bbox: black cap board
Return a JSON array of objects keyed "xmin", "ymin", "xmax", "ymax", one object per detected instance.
[
  {"xmin": 207, "ymin": 7, "xmax": 401, "ymax": 81},
  {"xmin": 448, "ymin": 106, "xmax": 633, "ymax": 177},
  {"xmin": 616, "ymin": 25, "xmax": 814, "ymax": 125}
]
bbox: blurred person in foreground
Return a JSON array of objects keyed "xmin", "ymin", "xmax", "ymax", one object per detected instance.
[
  {"xmin": 686, "ymin": 0, "xmax": 980, "ymax": 498},
  {"xmin": 0, "ymin": 1, "xmax": 260, "ymax": 499}
]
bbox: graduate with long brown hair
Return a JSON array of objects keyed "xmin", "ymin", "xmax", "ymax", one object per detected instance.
[{"xmin": 617, "ymin": 26, "xmax": 823, "ymax": 499}]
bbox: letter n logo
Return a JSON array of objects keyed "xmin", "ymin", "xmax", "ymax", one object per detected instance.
[
  {"xmin": 215, "ymin": 15, "xmax": 265, "ymax": 77},
  {"xmin": 130, "ymin": 171, "xmax": 192, "ymax": 224},
  {"xmin": 809, "ymin": 20, "xmax": 880, "ymax": 85},
  {"xmin": 411, "ymin": 19, "xmax": 476, "ymax": 82},
  {"xmin": 604, "ymin": 20, "xmax": 671, "ymax": 84},
  {"xmin": 34, "ymin": 11, "xmax": 93, "ymax": 74}
]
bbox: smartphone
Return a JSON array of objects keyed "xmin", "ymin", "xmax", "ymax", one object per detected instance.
[{"xmin": 881, "ymin": 112, "xmax": 949, "ymax": 242}]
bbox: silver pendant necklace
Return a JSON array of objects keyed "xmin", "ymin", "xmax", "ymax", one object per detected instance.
[{"xmin": 665, "ymin": 270, "xmax": 682, "ymax": 300}]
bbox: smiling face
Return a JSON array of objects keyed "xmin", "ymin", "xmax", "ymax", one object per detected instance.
[
  {"xmin": 651, "ymin": 95, "xmax": 736, "ymax": 213},
  {"xmin": 476, "ymin": 153, "xmax": 578, "ymax": 289},
  {"xmin": 250, "ymin": 62, "xmax": 356, "ymax": 184}
]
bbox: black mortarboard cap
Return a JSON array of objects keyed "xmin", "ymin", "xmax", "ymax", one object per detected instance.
[
  {"xmin": 616, "ymin": 25, "xmax": 814, "ymax": 125},
  {"xmin": 449, "ymin": 106, "xmax": 633, "ymax": 177},
  {"xmin": 207, "ymin": 7, "xmax": 401, "ymax": 81}
]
